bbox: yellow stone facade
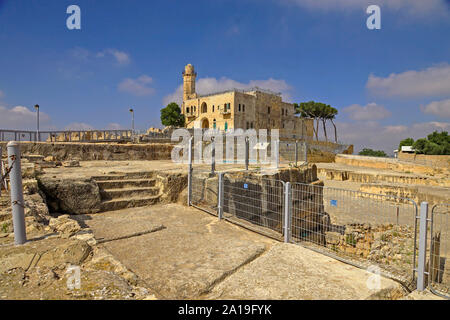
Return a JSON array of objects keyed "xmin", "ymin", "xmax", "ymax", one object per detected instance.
[{"xmin": 181, "ymin": 64, "xmax": 314, "ymax": 139}]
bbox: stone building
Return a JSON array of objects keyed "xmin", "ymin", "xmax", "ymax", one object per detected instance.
[{"xmin": 181, "ymin": 64, "xmax": 314, "ymax": 139}]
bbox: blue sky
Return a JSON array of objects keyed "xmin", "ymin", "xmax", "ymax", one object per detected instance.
[{"xmin": 0, "ymin": 0, "xmax": 449, "ymax": 153}]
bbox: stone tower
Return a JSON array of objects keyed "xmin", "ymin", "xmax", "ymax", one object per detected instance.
[{"xmin": 183, "ymin": 64, "xmax": 197, "ymax": 100}]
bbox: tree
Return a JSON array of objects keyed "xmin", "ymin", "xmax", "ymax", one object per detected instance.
[
  {"xmin": 160, "ymin": 102, "xmax": 185, "ymax": 127},
  {"xmin": 296, "ymin": 101, "xmax": 338, "ymax": 142},
  {"xmin": 412, "ymin": 131, "xmax": 450, "ymax": 155},
  {"xmin": 324, "ymin": 105, "xmax": 338, "ymax": 143},
  {"xmin": 358, "ymin": 148, "xmax": 387, "ymax": 157},
  {"xmin": 398, "ymin": 138, "xmax": 414, "ymax": 151},
  {"xmin": 297, "ymin": 101, "xmax": 326, "ymax": 141}
]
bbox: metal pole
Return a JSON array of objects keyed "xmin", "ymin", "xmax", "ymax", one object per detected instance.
[
  {"xmin": 187, "ymin": 137, "xmax": 193, "ymax": 206},
  {"xmin": 417, "ymin": 202, "xmax": 429, "ymax": 291},
  {"xmin": 218, "ymin": 172, "xmax": 224, "ymax": 220},
  {"xmin": 284, "ymin": 182, "xmax": 292, "ymax": 243},
  {"xmin": 245, "ymin": 137, "xmax": 249, "ymax": 171},
  {"xmin": 7, "ymin": 142, "xmax": 26, "ymax": 245},
  {"xmin": 211, "ymin": 137, "xmax": 216, "ymax": 175},
  {"xmin": 295, "ymin": 140, "xmax": 298, "ymax": 166}
]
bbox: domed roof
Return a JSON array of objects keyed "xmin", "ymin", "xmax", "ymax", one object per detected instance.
[{"xmin": 185, "ymin": 64, "xmax": 194, "ymax": 74}]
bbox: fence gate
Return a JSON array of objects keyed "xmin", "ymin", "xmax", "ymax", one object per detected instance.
[{"xmin": 429, "ymin": 204, "xmax": 450, "ymax": 298}]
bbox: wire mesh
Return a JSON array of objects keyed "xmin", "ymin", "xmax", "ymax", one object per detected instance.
[
  {"xmin": 222, "ymin": 174, "xmax": 285, "ymax": 238},
  {"xmin": 291, "ymin": 182, "xmax": 418, "ymax": 284},
  {"xmin": 429, "ymin": 204, "xmax": 450, "ymax": 298},
  {"xmin": 190, "ymin": 167, "xmax": 219, "ymax": 216},
  {"xmin": 279, "ymin": 141, "xmax": 307, "ymax": 166}
]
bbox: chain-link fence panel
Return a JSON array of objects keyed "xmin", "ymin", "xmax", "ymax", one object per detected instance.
[
  {"xmin": 291, "ymin": 182, "xmax": 418, "ymax": 287},
  {"xmin": 429, "ymin": 204, "xmax": 450, "ymax": 298}
]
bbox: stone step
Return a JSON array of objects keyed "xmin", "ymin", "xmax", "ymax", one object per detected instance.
[
  {"xmin": 96, "ymin": 179, "xmax": 156, "ymax": 190},
  {"xmin": 100, "ymin": 187, "xmax": 160, "ymax": 200},
  {"xmin": 100, "ymin": 195, "xmax": 160, "ymax": 212},
  {"xmin": 92, "ymin": 172, "xmax": 154, "ymax": 181}
]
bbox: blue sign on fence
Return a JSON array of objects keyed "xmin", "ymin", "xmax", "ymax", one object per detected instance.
[
  {"xmin": 330, "ymin": 200, "xmax": 337, "ymax": 207},
  {"xmin": 244, "ymin": 183, "xmax": 248, "ymax": 189}
]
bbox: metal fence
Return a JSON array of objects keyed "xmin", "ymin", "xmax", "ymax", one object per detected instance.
[
  {"xmin": 429, "ymin": 203, "xmax": 450, "ymax": 298},
  {"xmin": 187, "ymin": 166, "xmax": 434, "ymax": 290},
  {"xmin": 279, "ymin": 141, "xmax": 307, "ymax": 166},
  {"xmin": 290, "ymin": 182, "xmax": 418, "ymax": 286},
  {"xmin": 222, "ymin": 174, "xmax": 285, "ymax": 239},
  {"xmin": 0, "ymin": 129, "xmax": 133, "ymax": 143}
]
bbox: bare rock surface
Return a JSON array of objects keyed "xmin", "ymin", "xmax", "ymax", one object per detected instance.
[
  {"xmin": 83, "ymin": 204, "xmax": 273, "ymax": 299},
  {"xmin": 204, "ymin": 242, "xmax": 406, "ymax": 300},
  {"xmin": 37, "ymin": 176, "xmax": 101, "ymax": 214}
]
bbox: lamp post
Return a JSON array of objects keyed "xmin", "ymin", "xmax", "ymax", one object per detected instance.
[
  {"xmin": 34, "ymin": 104, "xmax": 40, "ymax": 141},
  {"xmin": 129, "ymin": 108, "xmax": 134, "ymax": 138}
]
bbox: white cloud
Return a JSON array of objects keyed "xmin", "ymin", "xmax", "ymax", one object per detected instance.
[
  {"xmin": 366, "ymin": 64, "xmax": 450, "ymax": 98},
  {"xmin": 337, "ymin": 120, "xmax": 450, "ymax": 154},
  {"xmin": 281, "ymin": 0, "xmax": 449, "ymax": 17},
  {"xmin": 343, "ymin": 102, "xmax": 391, "ymax": 121},
  {"xmin": 64, "ymin": 122, "xmax": 95, "ymax": 131},
  {"xmin": 97, "ymin": 49, "xmax": 131, "ymax": 65},
  {"xmin": 118, "ymin": 75, "xmax": 155, "ymax": 96},
  {"xmin": 70, "ymin": 47, "xmax": 131, "ymax": 65},
  {"xmin": 0, "ymin": 105, "xmax": 51, "ymax": 130},
  {"xmin": 421, "ymin": 99, "xmax": 450, "ymax": 118},
  {"xmin": 163, "ymin": 77, "xmax": 293, "ymax": 106},
  {"xmin": 106, "ymin": 123, "xmax": 126, "ymax": 130}
]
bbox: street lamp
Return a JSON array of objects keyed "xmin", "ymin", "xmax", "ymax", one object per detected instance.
[
  {"xmin": 129, "ymin": 108, "xmax": 134, "ymax": 137},
  {"xmin": 34, "ymin": 104, "xmax": 40, "ymax": 141}
]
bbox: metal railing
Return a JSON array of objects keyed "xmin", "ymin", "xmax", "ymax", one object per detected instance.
[
  {"xmin": 0, "ymin": 129, "xmax": 133, "ymax": 143},
  {"xmin": 429, "ymin": 204, "xmax": 450, "ymax": 298}
]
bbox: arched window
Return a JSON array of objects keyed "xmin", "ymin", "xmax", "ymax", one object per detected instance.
[
  {"xmin": 186, "ymin": 107, "xmax": 190, "ymax": 114},
  {"xmin": 201, "ymin": 102, "xmax": 207, "ymax": 113},
  {"xmin": 246, "ymin": 122, "xmax": 249, "ymax": 129},
  {"xmin": 212, "ymin": 105, "xmax": 215, "ymax": 112},
  {"xmin": 238, "ymin": 104, "xmax": 241, "ymax": 112},
  {"xmin": 243, "ymin": 105, "xmax": 245, "ymax": 112}
]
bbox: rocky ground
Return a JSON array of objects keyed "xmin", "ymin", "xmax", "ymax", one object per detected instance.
[{"xmin": 0, "ymin": 160, "xmax": 157, "ymax": 300}]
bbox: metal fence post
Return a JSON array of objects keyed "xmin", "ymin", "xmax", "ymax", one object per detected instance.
[
  {"xmin": 417, "ymin": 202, "xmax": 429, "ymax": 291},
  {"xmin": 245, "ymin": 137, "xmax": 249, "ymax": 171},
  {"xmin": 295, "ymin": 140, "xmax": 298, "ymax": 166},
  {"xmin": 218, "ymin": 172, "xmax": 224, "ymax": 220},
  {"xmin": 211, "ymin": 137, "xmax": 215, "ymax": 175},
  {"xmin": 284, "ymin": 182, "xmax": 292, "ymax": 243},
  {"xmin": 7, "ymin": 142, "xmax": 27, "ymax": 245},
  {"xmin": 187, "ymin": 137, "xmax": 193, "ymax": 206}
]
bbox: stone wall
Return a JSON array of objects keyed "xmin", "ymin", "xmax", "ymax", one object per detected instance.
[
  {"xmin": 398, "ymin": 152, "xmax": 450, "ymax": 167},
  {"xmin": 335, "ymin": 154, "xmax": 446, "ymax": 175},
  {"xmin": 0, "ymin": 142, "xmax": 173, "ymax": 161}
]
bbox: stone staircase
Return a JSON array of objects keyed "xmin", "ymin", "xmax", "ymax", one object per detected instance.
[{"xmin": 92, "ymin": 173, "xmax": 162, "ymax": 212}]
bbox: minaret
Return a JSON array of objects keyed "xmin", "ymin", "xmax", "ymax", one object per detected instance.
[{"xmin": 183, "ymin": 64, "xmax": 197, "ymax": 101}]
